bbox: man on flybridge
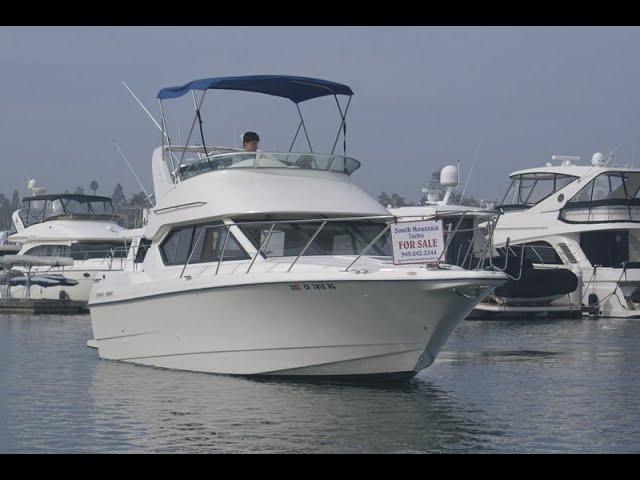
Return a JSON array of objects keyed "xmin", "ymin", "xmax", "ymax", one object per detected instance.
[{"xmin": 242, "ymin": 131, "xmax": 260, "ymax": 152}]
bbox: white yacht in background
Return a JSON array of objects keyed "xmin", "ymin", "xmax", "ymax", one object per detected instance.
[
  {"xmin": 475, "ymin": 153, "xmax": 640, "ymax": 318},
  {"xmin": 89, "ymin": 75, "xmax": 506, "ymax": 379},
  {"xmin": 8, "ymin": 181, "xmax": 134, "ymax": 303}
]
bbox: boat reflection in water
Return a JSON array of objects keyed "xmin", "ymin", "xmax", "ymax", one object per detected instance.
[{"xmin": 87, "ymin": 359, "xmax": 496, "ymax": 453}]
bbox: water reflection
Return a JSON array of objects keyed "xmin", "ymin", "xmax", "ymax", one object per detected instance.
[
  {"xmin": 86, "ymin": 361, "xmax": 498, "ymax": 453},
  {"xmin": 3, "ymin": 314, "xmax": 640, "ymax": 453}
]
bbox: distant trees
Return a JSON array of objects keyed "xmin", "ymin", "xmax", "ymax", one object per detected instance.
[
  {"xmin": 0, "ymin": 194, "xmax": 12, "ymax": 230},
  {"xmin": 90, "ymin": 180, "xmax": 99, "ymax": 195},
  {"xmin": 377, "ymin": 192, "xmax": 415, "ymax": 208},
  {"xmin": 11, "ymin": 190, "xmax": 19, "ymax": 211},
  {"xmin": 74, "ymin": 186, "xmax": 85, "ymax": 195},
  {"xmin": 111, "ymin": 183, "xmax": 127, "ymax": 212}
]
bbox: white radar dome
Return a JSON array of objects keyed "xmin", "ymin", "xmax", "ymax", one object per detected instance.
[
  {"xmin": 592, "ymin": 152, "xmax": 605, "ymax": 166},
  {"xmin": 440, "ymin": 165, "xmax": 459, "ymax": 187}
]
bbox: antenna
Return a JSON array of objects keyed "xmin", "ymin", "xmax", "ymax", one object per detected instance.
[
  {"xmin": 460, "ymin": 144, "xmax": 480, "ymax": 204},
  {"xmin": 122, "ymin": 81, "xmax": 162, "ymax": 132},
  {"xmin": 603, "ymin": 144, "xmax": 622, "ymax": 167},
  {"xmin": 112, "ymin": 140, "xmax": 154, "ymax": 207}
]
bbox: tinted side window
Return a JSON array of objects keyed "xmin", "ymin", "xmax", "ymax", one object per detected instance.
[
  {"xmin": 160, "ymin": 227, "xmax": 194, "ymax": 265},
  {"xmin": 70, "ymin": 242, "xmax": 130, "ymax": 260},
  {"xmin": 134, "ymin": 238, "xmax": 152, "ymax": 264},
  {"xmin": 190, "ymin": 225, "xmax": 248, "ymax": 263},
  {"xmin": 24, "ymin": 245, "xmax": 70, "ymax": 257},
  {"xmin": 160, "ymin": 224, "xmax": 249, "ymax": 265}
]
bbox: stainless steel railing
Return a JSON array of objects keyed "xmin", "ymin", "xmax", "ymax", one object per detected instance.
[{"xmin": 174, "ymin": 211, "xmax": 502, "ymax": 278}]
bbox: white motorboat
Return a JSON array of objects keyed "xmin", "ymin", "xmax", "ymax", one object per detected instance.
[
  {"xmin": 8, "ymin": 184, "xmax": 135, "ymax": 302},
  {"xmin": 475, "ymin": 153, "xmax": 640, "ymax": 318},
  {"xmin": 89, "ymin": 75, "xmax": 506, "ymax": 379}
]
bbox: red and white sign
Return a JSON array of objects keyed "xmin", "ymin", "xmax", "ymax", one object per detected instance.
[{"xmin": 391, "ymin": 219, "xmax": 444, "ymax": 265}]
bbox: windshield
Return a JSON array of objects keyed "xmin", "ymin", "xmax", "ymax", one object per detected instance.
[
  {"xmin": 180, "ymin": 152, "xmax": 361, "ymax": 180},
  {"xmin": 567, "ymin": 171, "xmax": 640, "ymax": 204},
  {"xmin": 18, "ymin": 196, "xmax": 117, "ymax": 227},
  {"xmin": 499, "ymin": 173, "xmax": 577, "ymax": 210},
  {"xmin": 235, "ymin": 220, "xmax": 391, "ymax": 258}
]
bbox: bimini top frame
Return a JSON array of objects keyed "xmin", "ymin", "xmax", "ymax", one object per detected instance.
[{"xmin": 155, "ymin": 75, "xmax": 354, "ymax": 181}]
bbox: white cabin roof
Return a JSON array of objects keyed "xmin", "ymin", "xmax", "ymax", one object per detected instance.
[{"xmin": 509, "ymin": 165, "xmax": 640, "ymax": 178}]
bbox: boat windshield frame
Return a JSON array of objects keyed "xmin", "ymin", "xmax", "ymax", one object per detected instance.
[
  {"xmin": 156, "ymin": 75, "xmax": 354, "ymax": 184},
  {"xmin": 18, "ymin": 194, "xmax": 119, "ymax": 228},
  {"xmin": 178, "ymin": 150, "xmax": 361, "ymax": 180},
  {"xmin": 498, "ymin": 172, "xmax": 578, "ymax": 211},
  {"xmin": 560, "ymin": 170, "xmax": 640, "ymax": 224}
]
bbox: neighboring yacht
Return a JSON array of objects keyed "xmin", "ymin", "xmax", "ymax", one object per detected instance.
[
  {"xmin": 475, "ymin": 153, "xmax": 640, "ymax": 318},
  {"xmin": 88, "ymin": 75, "xmax": 507, "ymax": 379},
  {"xmin": 8, "ymin": 182, "xmax": 133, "ymax": 302}
]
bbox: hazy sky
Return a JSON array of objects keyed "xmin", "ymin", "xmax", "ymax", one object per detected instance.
[{"xmin": 1, "ymin": 27, "xmax": 639, "ymax": 203}]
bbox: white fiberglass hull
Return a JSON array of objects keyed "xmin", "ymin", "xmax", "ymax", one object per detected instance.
[
  {"xmin": 10, "ymin": 270, "xmax": 93, "ymax": 302},
  {"xmin": 90, "ymin": 274, "xmax": 503, "ymax": 378},
  {"xmin": 9, "ymin": 268, "xmax": 119, "ymax": 303}
]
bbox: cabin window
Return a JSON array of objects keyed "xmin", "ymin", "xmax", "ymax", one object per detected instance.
[
  {"xmin": 496, "ymin": 241, "xmax": 563, "ymax": 265},
  {"xmin": 580, "ymin": 230, "xmax": 630, "ymax": 268},
  {"xmin": 189, "ymin": 225, "xmax": 248, "ymax": 263},
  {"xmin": 236, "ymin": 220, "xmax": 391, "ymax": 258},
  {"xmin": 160, "ymin": 227, "xmax": 194, "ymax": 266},
  {"xmin": 24, "ymin": 244, "xmax": 70, "ymax": 257},
  {"xmin": 567, "ymin": 172, "xmax": 640, "ymax": 205},
  {"xmin": 499, "ymin": 173, "xmax": 577, "ymax": 210},
  {"xmin": 69, "ymin": 242, "xmax": 130, "ymax": 260},
  {"xmin": 134, "ymin": 238, "xmax": 152, "ymax": 264},
  {"xmin": 160, "ymin": 223, "xmax": 249, "ymax": 266}
]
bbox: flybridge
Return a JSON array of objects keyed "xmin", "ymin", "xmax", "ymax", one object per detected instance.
[
  {"xmin": 155, "ymin": 75, "xmax": 355, "ymax": 182},
  {"xmin": 18, "ymin": 194, "xmax": 117, "ymax": 228}
]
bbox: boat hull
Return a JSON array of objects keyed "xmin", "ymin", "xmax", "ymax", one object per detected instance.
[
  {"xmin": 90, "ymin": 277, "xmax": 500, "ymax": 377},
  {"xmin": 10, "ymin": 269, "xmax": 109, "ymax": 302}
]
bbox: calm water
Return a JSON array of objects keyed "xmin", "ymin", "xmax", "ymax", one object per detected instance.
[{"xmin": 1, "ymin": 313, "xmax": 639, "ymax": 453}]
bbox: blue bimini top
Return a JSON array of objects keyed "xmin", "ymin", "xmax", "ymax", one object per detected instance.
[{"xmin": 157, "ymin": 75, "xmax": 353, "ymax": 103}]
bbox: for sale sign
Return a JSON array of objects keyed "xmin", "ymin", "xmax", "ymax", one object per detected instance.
[{"xmin": 391, "ymin": 219, "xmax": 444, "ymax": 265}]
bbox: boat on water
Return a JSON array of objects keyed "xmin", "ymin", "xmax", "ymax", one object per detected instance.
[
  {"xmin": 7, "ymin": 182, "xmax": 137, "ymax": 302},
  {"xmin": 475, "ymin": 153, "xmax": 640, "ymax": 318},
  {"xmin": 89, "ymin": 75, "xmax": 506, "ymax": 379}
]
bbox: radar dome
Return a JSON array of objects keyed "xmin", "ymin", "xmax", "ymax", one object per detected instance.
[
  {"xmin": 440, "ymin": 165, "xmax": 459, "ymax": 187},
  {"xmin": 592, "ymin": 152, "xmax": 605, "ymax": 166}
]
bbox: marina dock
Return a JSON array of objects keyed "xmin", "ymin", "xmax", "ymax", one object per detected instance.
[{"xmin": 0, "ymin": 298, "xmax": 88, "ymax": 314}]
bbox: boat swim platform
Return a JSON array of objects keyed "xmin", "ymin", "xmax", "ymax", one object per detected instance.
[{"xmin": 0, "ymin": 298, "xmax": 89, "ymax": 314}]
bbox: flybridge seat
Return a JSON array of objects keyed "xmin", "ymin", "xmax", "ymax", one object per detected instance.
[{"xmin": 178, "ymin": 151, "xmax": 361, "ymax": 180}]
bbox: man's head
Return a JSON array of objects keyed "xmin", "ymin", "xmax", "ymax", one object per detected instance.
[{"xmin": 242, "ymin": 131, "xmax": 260, "ymax": 152}]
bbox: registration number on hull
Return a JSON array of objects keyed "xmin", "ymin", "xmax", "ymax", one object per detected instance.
[{"xmin": 289, "ymin": 282, "xmax": 337, "ymax": 291}]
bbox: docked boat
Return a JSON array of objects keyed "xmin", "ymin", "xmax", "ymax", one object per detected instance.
[
  {"xmin": 8, "ymin": 184, "xmax": 134, "ymax": 302},
  {"xmin": 89, "ymin": 75, "xmax": 506, "ymax": 379},
  {"xmin": 475, "ymin": 153, "xmax": 640, "ymax": 318}
]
